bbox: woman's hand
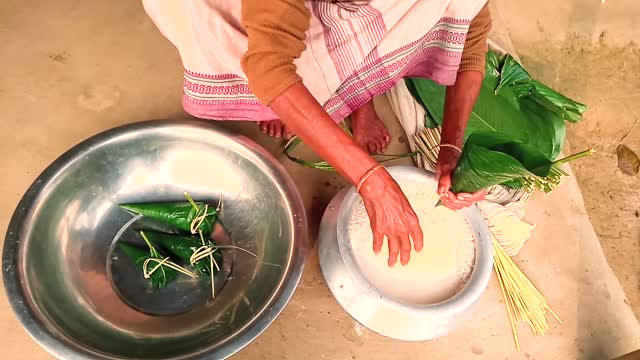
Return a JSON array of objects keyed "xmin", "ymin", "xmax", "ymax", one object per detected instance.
[
  {"xmin": 359, "ymin": 170, "xmax": 423, "ymax": 267},
  {"xmin": 268, "ymin": 83, "xmax": 423, "ymax": 266},
  {"xmin": 436, "ymin": 147, "xmax": 485, "ymax": 210},
  {"xmin": 437, "ymin": 70, "xmax": 485, "ymax": 210}
]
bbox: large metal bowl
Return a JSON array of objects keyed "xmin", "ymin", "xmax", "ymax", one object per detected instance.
[
  {"xmin": 2, "ymin": 120, "xmax": 307, "ymax": 359},
  {"xmin": 318, "ymin": 166, "xmax": 492, "ymax": 341}
]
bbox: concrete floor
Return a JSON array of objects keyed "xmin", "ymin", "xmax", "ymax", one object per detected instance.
[
  {"xmin": 1, "ymin": 0, "xmax": 639, "ymax": 359},
  {"xmin": 491, "ymin": 0, "xmax": 640, "ymax": 320}
]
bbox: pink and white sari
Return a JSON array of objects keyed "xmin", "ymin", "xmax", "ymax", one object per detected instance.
[{"xmin": 142, "ymin": 0, "xmax": 487, "ymax": 122}]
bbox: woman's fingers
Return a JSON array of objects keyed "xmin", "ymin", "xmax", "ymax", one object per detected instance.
[
  {"xmin": 471, "ymin": 190, "xmax": 486, "ymax": 201},
  {"xmin": 372, "ymin": 230, "xmax": 383, "ymax": 254},
  {"xmin": 449, "ymin": 190, "xmax": 486, "ymax": 208},
  {"xmin": 450, "ymin": 197, "xmax": 472, "ymax": 207},
  {"xmin": 399, "ymin": 233, "xmax": 411, "ymax": 266},
  {"xmin": 441, "ymin": 192, "xmax": 464, "ymax": 210},
  {"xmin": 367, "ymin": 142, "xmax": 377, "ymax": 154},
  {"xmin": 456, "ymin": 190, "xmax": 485, "ymax": 202},
  {"xmin": 410, "ymin": 223, "xmax": 424, "ymax": 252},
  {"xmin": 360, "ymin": 173, "xmax": 424, "ymax": 267},
  {"xmin": 442, "ymin": 191, "xmax": 467, "ymax": 207},
  {"xmin": 387, "ymin": 236, "xmax": 400, "ymax": 267},
  {"xmin": 437, "ymin": 174, "xmax": 452, "ymax": 196},
  {"xmin": 442, "ymin": 200, "xmax": 462, "ymax": 210}
]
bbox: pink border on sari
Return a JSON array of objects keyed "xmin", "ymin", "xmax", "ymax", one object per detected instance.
[{"xmin": 181, "ymin": 16, "xmax": 470, "ymax": 122}]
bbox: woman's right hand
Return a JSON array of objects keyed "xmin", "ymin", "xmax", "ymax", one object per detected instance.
[
  {"xmin": 267, "ymin": 84, "xmax": 422, "ymax": 266},
  {"xmin": 359, "ymin": 170, "xmax": 423, "ymax": 267}
]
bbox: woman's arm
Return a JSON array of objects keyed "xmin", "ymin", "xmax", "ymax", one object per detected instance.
[
  {"xmin": 271, "ymin": 83, "xmax": 423, "ymax": 266},
  {"xmin": 436, "ymin": 4, "xmax": 492, "ymax": 209},
  {"xmin": 241, "ymin": 0, "xmax": 423, "ymax": 266},
  {"xmin": 241, "ymin": 0, "xmax": 310, "ymax": 106},
  {"xmin": 436, "ymin": 71, "xmax": 486, "ymax": 209},
  {"xmin": 270, "ymin": 83, "xmax": 377, "ymax": 184}
]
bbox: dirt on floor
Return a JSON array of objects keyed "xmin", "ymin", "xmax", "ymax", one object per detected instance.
[{"xmin": 512, "ymin": 34, "xmax": 640, "ymax": 320}]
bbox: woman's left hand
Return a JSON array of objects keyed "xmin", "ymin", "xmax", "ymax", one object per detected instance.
[{"xmin": 435, "ymin": 146, "xmax": 485, "ymax": 210}]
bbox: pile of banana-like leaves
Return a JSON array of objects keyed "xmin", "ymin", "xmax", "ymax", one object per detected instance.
[{"xmin": 406, "ymin": 50, "xmax": 591, "ymax": 194}]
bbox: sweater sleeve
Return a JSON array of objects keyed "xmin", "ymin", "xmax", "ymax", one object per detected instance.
[
  {"xmin": 458, "ymin": 4, "xmax": 492, "ymax": 75},
  {"xmin": 241, "ymin": 0, "xmax": 310, "ymax": 105}
]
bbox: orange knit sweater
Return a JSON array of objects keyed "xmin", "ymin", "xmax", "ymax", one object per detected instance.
[{"xmin": 241, "ymin": 1, "xmax": 491, "ymax": 105}]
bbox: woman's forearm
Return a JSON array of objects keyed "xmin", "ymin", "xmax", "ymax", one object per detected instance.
[
  {"xmin": 270, "ymin": 82, "xmax": 423, "ymax": 266},
  {"xmin": 441, "ymin": 70, "xmax": 484, "ymax": 148},
  {"xmin": 269, "ymin": 82, "xmax": 378, "ymax": 185}
]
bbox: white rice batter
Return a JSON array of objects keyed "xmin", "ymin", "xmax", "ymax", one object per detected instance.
[{"xmin": 348, "ymin": 180, "xmax": 475, "ymax": 305}]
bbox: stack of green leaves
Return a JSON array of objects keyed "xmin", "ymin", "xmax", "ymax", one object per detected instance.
[
  {"xmin": 117, "ymin": 194, "xmax": 222, "ymax": 289},
  {"xmin": 406, "ymin": 50, "xmax": 591, "ymax": 194}
]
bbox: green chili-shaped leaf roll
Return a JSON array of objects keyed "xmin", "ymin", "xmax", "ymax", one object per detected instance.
[
  {"xmin": 118, "ymin": 242, "xmax": 178, "ymax": 288},
  {"xmin": 143, "ymin": 231, "xmax": 222, "ymax": 276},
  {"xmin": 119, "ymin": 201, "xmax": 217, "ymax": 235}
]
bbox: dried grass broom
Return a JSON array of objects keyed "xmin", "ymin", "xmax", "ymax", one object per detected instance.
[{"xmin": 492, "ymin": 236, "xmax": 561, "ymax": 351}]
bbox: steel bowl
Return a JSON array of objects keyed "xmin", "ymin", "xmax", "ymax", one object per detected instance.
[
  {"xmin": 318, "ymin": 166, "xmax": 492, "ymax": 341},
  {"xmin": 2, "ymin": 120, "xmax": 307, "ymax": 359}
]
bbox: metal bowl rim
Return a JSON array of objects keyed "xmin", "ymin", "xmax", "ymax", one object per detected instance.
[
  {"xmin": 335, "ymin": 166, "xmax": 493, "ymax": 316},
  {"xmin": 2, "ymin": 119, "xmax": 308, "ymax": 360}
]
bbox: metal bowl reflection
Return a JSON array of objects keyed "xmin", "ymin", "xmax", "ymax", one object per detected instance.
[{"xmin": 2, "ymin": 120, "xmax": 307, "ymax": 359}]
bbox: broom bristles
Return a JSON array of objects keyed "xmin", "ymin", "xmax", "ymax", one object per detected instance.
[{"xmin": 492, "ymin": 236, "xmax": 561, "ymax": 350}]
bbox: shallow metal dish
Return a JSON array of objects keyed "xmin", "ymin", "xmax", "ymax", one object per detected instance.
[
  {"xmin": 3, "ymin": 120, "xmax": 307, "ymax": 359},
  {"xmin": 318, "ymin": 166, "xmax": 492, "ymax": 341}
]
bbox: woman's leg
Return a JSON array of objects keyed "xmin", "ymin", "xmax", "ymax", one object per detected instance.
[
  {"xmin": 351, "ymin": 100, "xmax": 391, "ymax": 154},
  {"xmin": 257, "ymin": 120, "xmax": 293, "ymax": 139}
]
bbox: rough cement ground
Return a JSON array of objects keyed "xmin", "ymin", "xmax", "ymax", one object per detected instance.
[
  {"xmin": 491, "ymin": 0, "xmax": 640, "ymax": 320},
  {"xmin": 0, "ymin": 0, "xmax": 639, "ymax": 358}
]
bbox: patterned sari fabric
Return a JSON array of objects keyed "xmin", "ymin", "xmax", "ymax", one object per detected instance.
[{"xmin": 143, "ymin": 0, "xmax": 487, "ymax": 121}]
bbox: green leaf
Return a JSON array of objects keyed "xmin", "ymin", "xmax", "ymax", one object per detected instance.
[
  {"xmin": 495, "ymin": 54, "xmax": 532, "ymax": 94},
  {"xmin": 449, "ymin": 136, "xmax": 593, "ymax": 194},
  {"xmin": 462, "ymin": 133, "xmax": 553, "ymax": 177},
  {"xmin": 485, "ymin": 50, "xmax": 503, "ymax": 78},
  {"xmin": 405, "ymin": 77, "xmax": 439, "ymax": 129},
  {"xmin": 527, "ymin": 81, "xmax": 587, "ymax": 123},
  {"xmin": 405, "ymin": 76, "xmax": 565, "ymax": 160},
  {"xmin": 144, "ymin": 231, "xmax": 222, "ymax": 276},
  {"xmin": 405, "ymin": 76, "xmax": 446, "ymax": 126},
  {"xmin": 424, "ymin": 109, "xmax": 439, "ymax": 129},
  {"xmin": 118, "ymin": 242, "xmax": 178, "ymax": 288},
  {"xmin": 120, "ymin": 201, "xmax": 217, "ymax": 235},
  {"xmin": 448, "ymin": 133, "xmax": 557, "ymax": 193},
  {"xmin": 451, "ymin": 143, "xmax": 536, "ymax": 193},
  {"xmin": 404, "ymin": 50, "xmax": 582, "ymax": 161},
  {"xmin": 494, "ymin": 54, "xmax": 586, "ymax": 123},
  {"xmin": 516, "ymin": 97, "xmax": 567, "ymax": 160},
  {"xmin": 489, "ymin": 143, "xmax": 552, "ymax": 177},
  {"xmin": 406, "ymin": 49, "xmax": 591, "ymax": 195}
]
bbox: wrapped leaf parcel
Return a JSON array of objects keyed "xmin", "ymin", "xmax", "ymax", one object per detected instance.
[
  {"xmin": 406, "ymin": 50, "xmax": 590, "ymax": 194},
  {"xmin": 116, "ymin": 194, "xmax": 223, "ymax": 295},
  {"xmin": 120, "ymin": 200, "xmax": 217, "ymax": 235},
  {"xmin": 143, "ymin": 231, "xmax": 223, "ymax": 276},
  {"xmin": 118, "ymin": 242, "xmax": 178, "ymax": 289}
]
